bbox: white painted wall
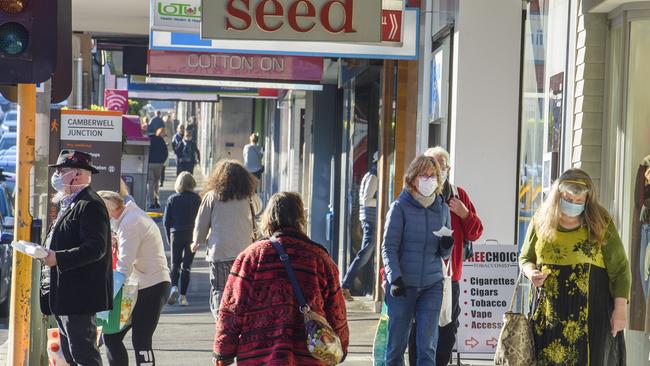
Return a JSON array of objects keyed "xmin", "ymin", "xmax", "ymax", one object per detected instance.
[{"xmin": 449, "ymin": 0, "xmax": 522, "ymax": 244}]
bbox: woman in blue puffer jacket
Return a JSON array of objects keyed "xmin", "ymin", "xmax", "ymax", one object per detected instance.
[{"xmin": 381, "ymin": 154, "xmax": 453, "ymax": 366}]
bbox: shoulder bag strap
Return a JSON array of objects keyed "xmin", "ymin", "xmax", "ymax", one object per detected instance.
[
  {"xmin": 249, "ymin": 199, "xmax": 257, "ymax": 236},
  {"xmin": 270, "ymin": 236, "xmax": 310, "ymax": 313},
  {"xmin": 450, "ymin": 184, "xmax": 459, "ymax": 198}
]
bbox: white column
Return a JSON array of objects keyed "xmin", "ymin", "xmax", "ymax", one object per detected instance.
[{"xmin": 450, "ymin": 0, "xmax": 522, "ymax": 244}]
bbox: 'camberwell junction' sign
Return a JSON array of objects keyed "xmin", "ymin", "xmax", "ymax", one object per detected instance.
[{"xmin": 201, "ymin": 0, "xmax": 382, "ymax": 42}]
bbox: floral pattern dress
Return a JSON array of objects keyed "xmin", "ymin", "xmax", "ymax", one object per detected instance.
[{"xmin": 520, "ymin": 222, "xmax": 631, "ymax": 366}]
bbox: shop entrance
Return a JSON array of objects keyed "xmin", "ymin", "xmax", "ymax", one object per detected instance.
[{"xmin": 604, "ymin": 12, "xmax": 650, "ymax": 364}]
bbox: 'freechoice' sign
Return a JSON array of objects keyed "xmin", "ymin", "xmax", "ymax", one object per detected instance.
[{"xmin": 201, "ymin": 0, "xmax": 381, "ymax": 42}]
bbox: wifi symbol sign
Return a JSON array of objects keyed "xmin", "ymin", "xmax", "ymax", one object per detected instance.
[{"xmin": 104, "ymin": 90, "xmax": 129, "ymax": 114}]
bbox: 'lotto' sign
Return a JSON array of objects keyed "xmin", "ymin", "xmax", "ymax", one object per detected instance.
[{"xmin": 201, "ymin": 0, "xmax": 382, "ymax": 42}]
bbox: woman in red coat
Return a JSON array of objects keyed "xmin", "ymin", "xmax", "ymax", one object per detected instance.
[{"xmin": 213, "ymin": 192, "xmax": 349, "ymax": 366}]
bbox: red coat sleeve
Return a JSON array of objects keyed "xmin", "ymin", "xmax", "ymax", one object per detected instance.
[
  {"xmin": 322, "ymin": 256, "xmax": 350, "ymax": 356},
  {"xmin": 457, "ymin": 187, "xmax": 483, "ymax": 242},
  {"xmin": 213, "ymin": 253, "xmax": 254, "ymax": 363}
]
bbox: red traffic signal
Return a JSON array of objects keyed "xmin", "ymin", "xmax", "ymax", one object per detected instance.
[{"xmin": 0, "ymin": 0, "xmax": 58, "ymax": 84}]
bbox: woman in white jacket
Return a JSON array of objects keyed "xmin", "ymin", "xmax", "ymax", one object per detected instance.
[
  {"xmin": 191, "ymin": 159, "xmax": 261, "ymax": 320},
  {"xmin": 98, "ymin": 191, "xmax": 171, "ymax": 366}
]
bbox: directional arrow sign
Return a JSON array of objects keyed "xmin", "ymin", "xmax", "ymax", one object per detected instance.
[
  {"xmin": 486, "ymin": 337, "xmax": 499, "ymax": 348},
  {"xmin": 381, "ymin": 10, "xmax": 402, "ymax": 43},
  {"xmin": 465, "ymin": 337, "xmax": 479, "ymax": 349}
]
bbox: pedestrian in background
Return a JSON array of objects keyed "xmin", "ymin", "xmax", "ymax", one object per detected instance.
[
  {"xmin": 519, "ymin": 169, "xmax": 630, "ymax": 365},
  {"xmin": 119, "ymin": 177, "xmax": 135, "ymax": 205},
  {"xmin": 175, "ymin": 130, "xmax": 200, "ymax": 175},
  {"xmin": 342, "ymin": 151, "xmax": 379, "ymax": 301},
  {"xmin": 41, "ymin": 150, "xmax": 112, "ymax": 366},
  {"xmin": 172, "ymin": 124, "xmax": 185, "ymax": 176},
  {"xmin": 213, "ymin": 192, "xmax": 349, "ymax": 366},
  {"xmin": 99, "ymin": 191, "xmax": 171, "ymax": 366},
  {"xmin": 164, "ymin": 172, "xmax": 201, "ymax": 306},
  {"xmin": 381, "ymin": 154, "xmax": 454, "ymax": 366},
  {"xmin": 191, "ymin": 159, "xmax": 261, "ymax": 320},
  {"xmin": 147, "ymin": 111, "xmax": 165, "ymax": 136},
  {"xmin": 148, "ymin": 128, "xmax": 168, "ymax": 209},
  {"xmin": 243, "ymin": 133, "xmax": 263, "ymax": 180},
  {"xmin": 407, "ymin": 147, "xmax": 484, "ymax": 365}
]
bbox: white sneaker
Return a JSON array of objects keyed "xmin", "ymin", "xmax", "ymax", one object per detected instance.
[
  {"xmin": 179, "ymin": 295, "xmax": 189, "ymax": 306},
  {"xmin": 168, "ymin": 286, "xmax": 179, "ymax": 305}
]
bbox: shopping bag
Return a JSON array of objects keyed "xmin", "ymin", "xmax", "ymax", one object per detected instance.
[
  {"xmin": 494, "ymin": 272, "xmax": 536, "ymax": 366},
  {"xmin": 372, "ymin": 302, "xmax": 389, "ymax": 366},
  {"xmin": 439, "ymin": 258, "xmax": 453, "ymax": 326},
  {"xmin": 96, "ymin": 281, "xmax": 138, "ymax": 335},
  {"xmin": 47, "ymin": 327, "xmax": 102, "ymax": 366},
  {"xmin": 47, "ymin": 328, "xmax": 69, "ymax": 366}
]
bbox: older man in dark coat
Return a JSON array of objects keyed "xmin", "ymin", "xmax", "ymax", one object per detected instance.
[{"xmin": 41, "ymin": 150, "xmax": 112, "ymax": 365}]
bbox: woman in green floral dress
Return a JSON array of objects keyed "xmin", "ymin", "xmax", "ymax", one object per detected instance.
[{"xmin": 519, "ymin": 169, "xmax": 631, "ymax": 366}]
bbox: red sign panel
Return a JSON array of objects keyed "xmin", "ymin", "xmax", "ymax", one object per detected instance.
[
  {"xmin": 381, "ymin": 10, "xmax": 402, "ymax": 43},
  {"xmin": 103, "ymin": 89, "xmax": 129, "ymax": 114},
  {"xmin": 148, "ymin": 50, "xmax": 324, "ymax": 82}
]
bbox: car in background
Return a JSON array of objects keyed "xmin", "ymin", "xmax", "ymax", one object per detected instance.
[
  {"xmin": 0, "ymin": 176, "xmax": 13, "ymax": 317},
  {"xmin": 1, "ymin": 110, "xmax": 17, "ymax": 133},
  {"xmin": 0, "ymin": 223, "xmax": 11, "ymax": 316},
  {"xmin": 0, "ymin": 132, "xmax": 16, "ymax": 152}
]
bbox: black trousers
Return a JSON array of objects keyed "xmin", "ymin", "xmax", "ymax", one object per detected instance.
[
  {"xmin": 408, "ymin": 280, "xmax": 460, "ymax": 366},
  {"xmin": 104, "ymin": 281, "xmax": 171, "ymax": 366},
  {"xmin": 55, "ymin": 314, "xmax": 102, "ymax": 366},
  {"xmin": 170, "ymin": 230, "xmax": 195, "ymax": 295},
  {"xmin": 177, "ymin": 162, "xmax": 195, "ymax": 175}
]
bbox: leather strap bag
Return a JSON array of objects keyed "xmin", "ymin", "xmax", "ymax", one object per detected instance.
[{"xmin": 494, "ymin": 271, "xmax": 537, "ymax": 366}]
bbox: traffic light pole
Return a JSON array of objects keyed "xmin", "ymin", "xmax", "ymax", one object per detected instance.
[{"xmin": 7, "ymin": 83, "xmax": 36, "ymax": 366}]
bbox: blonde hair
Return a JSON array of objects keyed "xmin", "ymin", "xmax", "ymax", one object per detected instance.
[
  {"xmin": 403, "ymin": 155, "xmax": 443, "ymax": 195},
  {"xmin": 424, "ymin": 146, "xmax": 450, "ymax": 167},
  {"xmin": 119, "ymin": 178, "xmax": 130, "ymax": 199},
  {"xmin": 260, "ymin": 192, "xmax": 306, "ymax": 237},
  {"xmin": 175, "ymin": 171, "xmax": 196, "ymax": 193},
  {"xmin": 97, "ymin": 190, "xmax": 125, "ymax": 213},
  {"xmin": 533, "ymin": 169, "xmax": 611, "ymax": 244}
]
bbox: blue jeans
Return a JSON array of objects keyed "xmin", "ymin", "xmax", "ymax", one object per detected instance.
[
  {"xmin": 342, "ymin": 219, "xmax": 376, "ymax": 289},
  {"xmin": 385, "ymin": 280, "xmax": 443, "ymax": 366}
]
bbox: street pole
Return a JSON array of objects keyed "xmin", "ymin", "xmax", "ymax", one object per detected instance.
[{"xmin": 7, "ymin": 83, "xmax": 36, "ymax": 365}]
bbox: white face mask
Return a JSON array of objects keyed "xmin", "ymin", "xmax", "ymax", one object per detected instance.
[
  {"xmin": 50, "ymin": 170, "xmax": 77, "ymax": 193},
  {"xmin": 417, "ymin": 176, "xmax": 438, "ymax": 197}
]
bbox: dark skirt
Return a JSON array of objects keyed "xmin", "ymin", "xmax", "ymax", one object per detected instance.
[{"xmin": 531, "ymin": 264, "xmax": 626, "ymax": 366}]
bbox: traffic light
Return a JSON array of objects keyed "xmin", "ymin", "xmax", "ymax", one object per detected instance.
[{"xmin": 0, "ymin": 0, "xmax": 58, "ymax": 84}]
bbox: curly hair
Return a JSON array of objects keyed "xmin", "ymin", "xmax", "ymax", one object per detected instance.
[{"xmin": 202, "ymin": 159, "xmax": 256, "ymax": 201}]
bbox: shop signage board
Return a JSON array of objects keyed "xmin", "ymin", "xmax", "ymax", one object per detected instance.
[
  {"xmin": 152, "ymin": 0, "xmax": 400, "ymax": 42},
  {"xmin": 201, "ymin": 0, "xmax": 382, "ymax": 42},
  {"xmin": 381, "ymin": 10, "xmax": 401, "ymax": 42},
  {"xmin": 148, "ymin": 50, "xmax": 324, "ymax": 81},
  {"xmin": 151, "ymin": 0, "xmax": 202, "ymax": 33},
  {"xmin": 457, "ymin": 244, "xmax": 519, "ymax": 354},
  {"xmin": 150, "ymin": 8, "xmax": 418, "ymax": 59},
  {"xmin": 47, "ymin": 109, "xmax": 124, "ymax": 226}
]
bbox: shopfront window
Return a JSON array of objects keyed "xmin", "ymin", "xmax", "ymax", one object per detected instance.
[
  {"xmin": 340, "ymin": 69, "xmax": 381, "ymax": 296},
  {"xmin": 429, "ymin": 29, "xmax": 452, "ymax": 149},
  {"xmin": 517, "ymin": 0, "xmax": 548, "ymax": 246},
  {"xmin": 619, "ymin": 18, "xmax": 650, "ymax": 361}
]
